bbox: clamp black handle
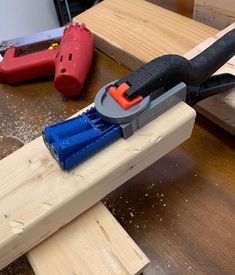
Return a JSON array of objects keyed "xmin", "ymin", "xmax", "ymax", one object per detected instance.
[
  {"xmin": 186, "ymin": 73, "xmax": 235, "ymax": 106},
  {"xmin": 115, "ymin": 28, "xmax": 235, "ymax": 101}
]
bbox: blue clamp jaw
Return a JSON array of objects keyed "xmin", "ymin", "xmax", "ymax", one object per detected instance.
[
  {"xmin": 43, "ymin": 81, "xmax": 186, "ymax": 170},
  {"xmin": 42, "ymin": 107, "xmax": 121, "ymax": 170}
]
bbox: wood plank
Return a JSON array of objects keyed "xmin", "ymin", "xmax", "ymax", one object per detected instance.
[
  {"xmin": 74, "ymin": 0, "xmax": 235, "ymax": 134},
  {"xmin": 0, "ymin": 101, "xmax": 195, "ymax": 268},
  {"xmin": 74, "ymin": 0, "xmax": 216, "ymax": 70},
  {"xmin": 194, "ymin": 0, "xmax": 235, "ymax": 29},
  {"xmin": 27, "ymin": 203, "xmax": 149, "ymax": 275}
]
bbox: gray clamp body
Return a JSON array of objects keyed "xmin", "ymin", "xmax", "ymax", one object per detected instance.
[{"xmin": 95, "ymin": 81, "xmax": 186, "ymax": 139}]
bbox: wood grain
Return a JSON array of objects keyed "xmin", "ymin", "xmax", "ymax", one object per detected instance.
[
  {"xmin": 0, "ymin": 100, "xmax": 195, "ymax": 268},
  {"xmin": 74, "ymin": 0, "xmax": 235, "ymax": 134},
  {"xmin": 75, "ymin": 0, "xmax": 216, "ymax": 70},
  {"xmin": 194, "ymin": 0, "xmax": 235, "ymax": 29},
  {"xmin": 28, "ymin": 203, "xmax": 149, "ymax": 275}
]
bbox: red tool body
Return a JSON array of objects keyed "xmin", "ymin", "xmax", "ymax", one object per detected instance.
[{"xmin": 0, "ymin": 23, "xmax": 94, "ymax": 96}]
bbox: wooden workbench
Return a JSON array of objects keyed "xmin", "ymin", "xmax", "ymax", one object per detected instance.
[{"xmin": 1, "ymin": 1, "xmax": 235, "ymax": 274}]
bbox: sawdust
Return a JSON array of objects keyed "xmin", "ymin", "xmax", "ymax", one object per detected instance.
[
  {"xmin": 0, "ymin": 97, "xmax": 66, "ymax": 145},
  {"xmin": 103, "ymin": 180, "xmax": 168, "ymax": 231}
]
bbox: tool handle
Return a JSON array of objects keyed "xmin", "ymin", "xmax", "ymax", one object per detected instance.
[
  {"xmin": 186, "ymin": 73, "xmax": 235, "ymax": 106},
  {"xmin": 116, "ymin": 28, "xmax": 235, "ymax": 99},
  {"xmin": 191, "ymin": 30, "xmax": 235, "ymax": 83},
  {"xmin": 0, "ymin": 48, "xmax": 57, "ymax": 83}
]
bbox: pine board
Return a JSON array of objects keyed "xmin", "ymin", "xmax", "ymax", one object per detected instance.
[
  {"xmin": 0, "ymin": 101, "xmax": 195, "ymax": 268},
  {"xmin": 27, "ymin": 203, "xmax": 149, "ymax": 275},
  {"xmin": 74, "ymin": 0, "xmax": 235, "ymax": 135},
  {"xmin": 74, "ymin": 0, "xmax": 216, "ymax": 69}
]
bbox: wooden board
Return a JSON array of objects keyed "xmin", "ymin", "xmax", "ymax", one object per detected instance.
[
  {"xmin": 0, "ymin": 101, "xmax": 195, "ymax": 268},
  {"xmin": 74, "ymin": 0, "xmax": 216, "ymax": 70},
  {"xmin": 27, "ymin": 203, "xmax": 149, "ymax": 275},
  {"xmin": 74, "ymin": 0, "xmax": 235, "ymax": 135},
  {"xmin": 194, "ymin": 0, "xmax": 235, "ymax": 29}
]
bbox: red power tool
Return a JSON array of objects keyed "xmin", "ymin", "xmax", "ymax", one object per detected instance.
[{"xmin": 0, "ymin": 23, "xmax": 94, "ymax": 96}]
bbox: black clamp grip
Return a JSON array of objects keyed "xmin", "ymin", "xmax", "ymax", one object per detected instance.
[
  {"xmin": 186, "ymin": 73, "xmax": 235, "ymax": 106},
  {"xmin": 115, "ymin": 28, "xmax": 235, "ymax": 103}
]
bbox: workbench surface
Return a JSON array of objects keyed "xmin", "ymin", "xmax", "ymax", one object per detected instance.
[{"xmin": 1, "ymin": 1, "xmax": 235, "ymax": 274}]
